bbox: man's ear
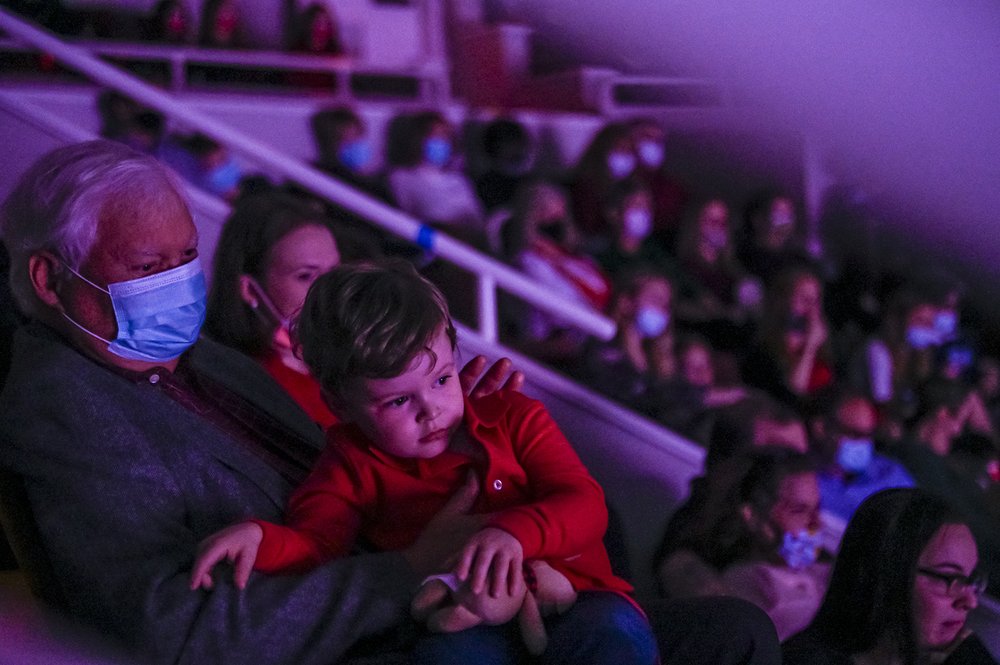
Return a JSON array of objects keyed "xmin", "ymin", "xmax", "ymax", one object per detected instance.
[
  {"xmin": 238, "ymin": 274, "xmax": 259, "ymax": 309},
  {"xmin": 28, "ymin": 251, "xmax": 65, "ymax": 310}
]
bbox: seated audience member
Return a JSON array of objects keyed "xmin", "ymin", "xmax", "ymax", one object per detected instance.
[
  {"xmin": 846, "ymin": 286, "xmax": 941, "ymax": 427},
  {"xmin": 386, "ymin": 110, "xmax": 484, "ymax": 240},
  {"xmin": 500, "ymin": 181, "xmax": 611, "ymax": 370},
  {"xmin": 626, "ymin": 117, "xmax": 688, "ymax": 251},
  {"xmin": 590, "ymin": 177, "xmax": 674, "ymax": 279},
  {"xmin": 783, "ymin": 488, "xmax": 995, "ymax": 664},
  {"xmin": 738, "ymin": 191, "xmax": 816, "ymax": 286},
  {"xmin": 288, "ymin": 3, "xmax": 342, "ymax": 55},
  {"xmin": 812, "ymin": 392, "xmax": 915, "ymax": 523},
  {"xmin": 474, "ymin": 117, "xmax": 536, "ymax": 213},
  {"xmin": 975, "ymin": 355, "xmax": 1000, "ymax": 430},
  {"xmin": 569, "ymin": 121, "xmax": 636, "ymax": 239},
  {"xmin": 143, "ymin": 0, "xmax": 193, "ymax": 43},
  {"xmin": 673, "ymin": 198, "xmax": 761, "ymax": 351},
  {"xmin": 655, "ymin": 449, "xmax": 831, "ymax": 641},
  {"xmin": 192, "ymin": 260, "xmax": 658, "ymax": 664},
  {"xmin": 199, "ymin": 0, "xmax": 243, "ymax": 48},
  {"xmin": 742, "ymin": 265, "xmax": 835, "ymax": 414},
  {"xmin": 310, "ymin": 106, "xmax": 393, "ymax": 202},
  {"xmin": 203, "ymin": 190, "xmax": 348, "ymax": 428},
  {"xmin": 645, "ymin": 333, "xmax": 747, "ymax": 443},
  {"xmin": 581, "ymin": 266, "xmax": 672, "ymax": 406},
  {"xmin": 0, "ymin": 140, "xmax": 782, "ymax": 665},
  {"xmin": 161, "ymin": 133, "xmax": 244, "ymax": 202}
]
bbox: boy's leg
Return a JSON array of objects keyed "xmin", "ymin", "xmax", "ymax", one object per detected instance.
[
  {"xmin": 410, "ymin": 623, "xmax": 526, "ymax": 665},
  {"xmin": 542, "ymin": 591, "xmax": 658, "ymax": 665},
  {"xmin": 643, "ymin": 596, "xmax": 782, "ymax": 665}
]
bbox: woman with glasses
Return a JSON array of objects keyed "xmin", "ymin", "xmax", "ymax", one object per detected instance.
[{"xmin": 783, "ymin": 487, "xmax": 995, "ymax": 664}]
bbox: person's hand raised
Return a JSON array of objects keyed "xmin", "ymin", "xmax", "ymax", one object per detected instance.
[{"xmin": 459, "ymin": 356, "xmax": 525, "ymax": 399}]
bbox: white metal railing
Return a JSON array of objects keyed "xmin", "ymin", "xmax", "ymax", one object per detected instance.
[
  {"xmin": 0, "ymin": 8, "xmax": 617, "ymax": 343},
  {"xmin": 0, "ymin": 35, "xmax": 448, "ymax": 102}
]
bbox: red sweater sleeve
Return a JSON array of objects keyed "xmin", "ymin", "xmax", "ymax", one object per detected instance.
[
  {"xmin": 486, "ymin": 394, "xmax": 608, "ymax": 559},
  {"xmin": 253, "ymin": 438, "xmax": 366, "ymax": 574}
]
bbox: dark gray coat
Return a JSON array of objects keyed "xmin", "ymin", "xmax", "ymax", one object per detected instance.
[{"xmin": 0, "ymin": 323, "xmax": 417, "ymax": 664}]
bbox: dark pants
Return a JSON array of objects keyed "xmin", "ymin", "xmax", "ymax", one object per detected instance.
[{"xmin": 411, "ymin": 591, "xmax": 658, "ymax": 665}]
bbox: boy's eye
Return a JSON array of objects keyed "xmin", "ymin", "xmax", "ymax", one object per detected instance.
[
  {"xmin": 436, "ymin": 375, "xmax": 451, "ymax": 386},
  {"xmin": 388, "ymin": 396, "xmax": 409, "ymax": 408}
]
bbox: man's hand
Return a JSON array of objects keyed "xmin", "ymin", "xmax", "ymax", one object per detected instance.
[
  {"xmin": 189, "ymin": 522, "xmax": 263, "ymax": 591},
  {"xmin": 455, "ymin": 527, "xmax": 524, "ymax": 597},
  {"xmin": 459, "ymin": 356, "xmax": 525, "ymax": 399},
  {"xmin": 403, "ymin": 472, "xmax": 486, "ymax": 578}
]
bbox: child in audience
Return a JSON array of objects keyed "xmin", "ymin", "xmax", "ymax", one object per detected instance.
[
  {"xmin": 626, "ymin": 117, "xmax": 687, "ymax": 250},
  {"xmin": 570, "ymin": 121, "xmax": 636, "ymax": 239},
  {"xmin": 190, "ymin": 260, "xmax": 656, "ymax": 664},
  {"xmin": 591, "ymin": 177, "xmax": 674, "ymax": 279}
]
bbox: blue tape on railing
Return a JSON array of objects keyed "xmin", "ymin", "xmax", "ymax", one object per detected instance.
[{"xmin": 416, "ymin": 225, "xmax": 436, "ymax": 250}]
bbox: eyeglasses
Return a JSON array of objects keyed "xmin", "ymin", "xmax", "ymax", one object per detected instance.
[{"xmin": 917, "ymin": 568, "xmax": 989, "ymax": 598}]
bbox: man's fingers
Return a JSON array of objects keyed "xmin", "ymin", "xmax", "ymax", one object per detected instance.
[{"xmin": 234, "ymin": 549, "xmax": 254, "ymax": 590}]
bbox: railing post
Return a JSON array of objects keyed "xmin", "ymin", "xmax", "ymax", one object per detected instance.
[{"xmin": 477, "ymin": 274, "xmax": 498, "ymax": 344}]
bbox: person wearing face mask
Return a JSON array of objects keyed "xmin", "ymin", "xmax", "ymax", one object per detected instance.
[
  {"xmin": 500, "ymin": 181, "xmax": 612, "ymax": 371},
  {"xmin": 386, "ymin": 110, "xmax": 484, "ymax": 239},
  {"xmin": 813, "ymin": 393, "xmax": 914, "ymax": 524},
  {"xmin": 309, "ymin": 106, "xmax": 394, "ymax": 204},
  {"xmin": 474, "ymin": 118, "xmax": 536, "ymax": 213},
  {"xmin": 655, "ymin": 448, "xmax": 832, "ymax": 641},
  {"xmin": 203, "ymin": 190, "xmax": 353, "ymax": 428},
  {"xmin": 739, "ymin": 191, "xmax": 818, "ymax": 286},
  {"xmin": 847, "ymin": 286, "xmax": 942, "ymax": 428},
  {"xmin": 627, "ymin": 118, "xmax": 688, "ymax": 251},
  {"xmin": 569, "ymin": 122, "xmax": 638, "ymax": 240},
  {"xmin": 591, "ymin": 178, "xmax": 676, "ymax": 280},
  {"xmin": 581, "ymin": 267, "xmax": 673, "ymax": 407},
  {"xmin": 784, "ymin": 488, "xmax": 996, "ymax": 665}
]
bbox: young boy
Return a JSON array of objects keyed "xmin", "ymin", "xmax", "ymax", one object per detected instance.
[{"xmin": 190, "ymin": 259, "xmax": 656, "ymax": 663}]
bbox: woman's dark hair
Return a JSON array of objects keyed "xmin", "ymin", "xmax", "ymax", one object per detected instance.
[
  {"xmin": 288, "ymin": 3, "xmax": 341, "ymax": 54},
  {"xmin": 756, "ymin": 263, "xmax": 828, "ymax": 367},
  {"xmin": 573, "ymin": 121, "xmax": 633, "ymax": 182},
  {"xmin": 805, "ymin": 488, "xmax": 966, "ymax": 663},
  {"xmin": 198, "ymin": 0, "xmax": 240, "ymax": 47},
  {"xmin": 204, "ymin": 190, "xmax": 339, "ymax": 357},
  {"xmin": 655, "ymin": 446, "xmax": 815, "ymax": 572}
]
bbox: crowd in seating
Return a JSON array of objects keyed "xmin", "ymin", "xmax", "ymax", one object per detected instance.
[{"xmin": 1, "ymin": 3, "xmax": 999, "ymax": 661}]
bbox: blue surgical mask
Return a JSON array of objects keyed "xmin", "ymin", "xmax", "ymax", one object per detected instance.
[
  {"xmin": 636, "ymin": 306, "xmax": 669, "ymax": 338},
  {"xmin": 934, "ymin": 311, "xmax": 958, "ymax": 339},
  {"xmin": 637, "ymin": 140, "xmax": 664, "ymax": 169},
  {"xmin": 204, "ymin": 156, "xmax": 242, "ymax": 197},
  {"xmin": 779, "ymin": 529, "xmax": 822, "ymax": 570},
  {"xmin": 906, "ymin": 325, "xmax": 940, "ymax": 350},
  {"xmin": 837, "ymin": 437, "xmax": 874, "ymax": 474},
  {"xmin": 424, "ymin": 138, "xmax": 452, "ymax": 167},
  {"xmin": 62, "ymin": 258, "xmax": 207, "ymax": 362},
  {"xmin": 624, "ymin": 208, "xmax": 652, "ymax": 240},
  {"xmin": 606, "ymin": 151, "xmax": 636, "ymax": 180},
  {"xmin": 337, "ymin": 139, "xmax": 372, "ymax": 172}
]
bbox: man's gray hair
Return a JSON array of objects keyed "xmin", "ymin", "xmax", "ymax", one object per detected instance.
[{"xmin": 1, "ymin": 139, "xmax": 189, "ymax": 317}]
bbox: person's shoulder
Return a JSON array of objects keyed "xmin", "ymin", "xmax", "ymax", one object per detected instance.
[
  {"xmin": 870, "ymin": 452, "xmax": 916, "ymax": 485},
  {"xmin": 782, "ymin": 629, "xmax": 851, "ymax": 665}
]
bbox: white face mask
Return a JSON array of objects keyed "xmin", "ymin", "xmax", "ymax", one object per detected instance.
[
  {"xmin": 624, "ymin": 208, "xmax": 652, "ymax": 240},
  {"xmin": 635, "ymin": 306, "xmax": 669, "ymax": 338},
  {"xmin": 637, "ymin": 140, "xmax": 665, "ymax": 169},
  {"xmin": 607, "ymin": 152, "xmax": 636, "ymax": 180}
]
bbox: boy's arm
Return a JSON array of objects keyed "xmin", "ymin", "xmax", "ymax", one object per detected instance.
[{"xmin": 486, "ymin": 394, "xmax": 609, "ymax": 559}]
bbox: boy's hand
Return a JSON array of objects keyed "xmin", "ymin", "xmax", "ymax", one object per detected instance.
[
  {"xmin": 189, "ymin": 522, "xmax": 263, "ymax": 591},
  {"xmin": 460, "ymin": 356, "xmax": 525, "ymax": 399},
  {"xmin": 455, "ymin": 527, "xmax": 524, "ymax": 598}
]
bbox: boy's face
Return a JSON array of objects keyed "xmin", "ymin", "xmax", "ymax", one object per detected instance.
[{"xmin": 347, "ymin": 327, "xmax": 464, "ymax": 459}]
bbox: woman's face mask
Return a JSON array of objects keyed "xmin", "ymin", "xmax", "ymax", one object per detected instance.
[
  {"xmin": 606, "ymin": 151, "xmax": 636, "ymax": 180},
  {"xmin": 337, "ymin": 139, "xmax": 372, "ymax": 172},
  {"xmin": 778, "ymin": 529, "xmax": 823, "ymax": 570},
  {"xmin": 635, "ymin": 306, "xmax": 669, "ymax": 338},
  {"xmin": 623, "ymin": 208, "xmax": 652, "ymax": 240},
  {"xmin": 906, "ymin": 325, "xmax": 941, "ymax": 350},
  {"xmin": 636, "ymin": 140, "xmax": 664, "ymax": 169},
  {"xmin": 423, "ymin": 137, "xmax": 452, "ymax": 167},
  {"xmin": 836, "ymin": 437, "xmax": 874, "ymax": 473}
]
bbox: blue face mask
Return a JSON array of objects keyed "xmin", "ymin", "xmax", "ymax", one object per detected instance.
[
  {"xmin": 636, "ymin": 306, "xmax": 669, "ymax": 338},
  {"xmin": 337, "ymin": 139, "xmax": 372, "ymax": 172},
  {"xmin": 624, "ymin": 208, "xmax": 652, "ymax": 240},
  {"xmin": 62, "ymin": 258, "xmax": 207, "ymax": 362},
  {"xmin": 637, "ymin": 140, "xmax": 664, "ymax": 169},
  {"xmin": 204, "ymin": 156, "xmax": 242, "ymax": 197},
  {"xmin": 906, "ymin": 325, "xmax": 940, "ymax": 350},
  {"xmin": 423, "ymin": 138, "xmax": 452, "ymax": 167},
  {"xmin": 606, "ymin": 151, "xmax": 636, "ymax": 180},
  {"xmin": 779, "ymin": 529, "xmax": 823, "ymax": 570},
  {"xmin": 934, "ymin": 311, "xmax": 958, "ymax": 339},
  {"xmin": 837, "ymin": 437, "xmax": 874, "ymax": 474}
]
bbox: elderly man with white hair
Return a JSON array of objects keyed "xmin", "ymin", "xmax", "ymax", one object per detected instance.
[{"xmin": 0, "ymin": 140, "xmax": 780, "ymax": 664}]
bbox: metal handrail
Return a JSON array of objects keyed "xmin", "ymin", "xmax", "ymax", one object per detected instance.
[{"xmin": 0, "ymin": 8, "xmax": 617, "ymax": 343}]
